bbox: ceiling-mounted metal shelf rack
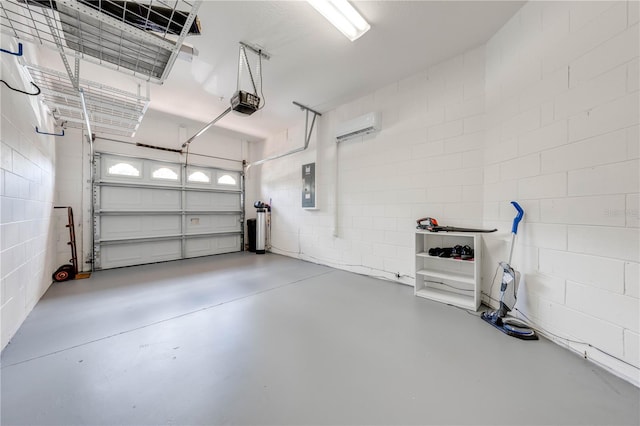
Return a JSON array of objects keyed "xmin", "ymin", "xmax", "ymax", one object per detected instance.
[
  {"xmin": 0, "ymin": 0, "xmax": 202, "ymax": 83},
  {"xmin": 26, "ymin": 64, "xmax": 150, "ymax": 137},
  {"xmin": 1, "ymin": 1, "xmax": 201, "ymax": 138}
]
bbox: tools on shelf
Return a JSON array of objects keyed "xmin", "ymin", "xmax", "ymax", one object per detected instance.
[{"xmin": 416, "ymin": 217, "xmax": 497, "ymax": 233}]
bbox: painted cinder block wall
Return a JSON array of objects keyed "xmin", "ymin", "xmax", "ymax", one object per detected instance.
[
  {"xmin": 249, "ymin": 44, "xmax": 486, "ymax": 282},
  {"xmin": 482, "ymin": 0, "xmax": 638, "ymax": 384},
  {"xmin": 0, "ymin": 41, "xmax": 58, "ymax": 348},
  {"xmin": 249, "ymin": 1, "xmax": 639, "ymax": 384}
]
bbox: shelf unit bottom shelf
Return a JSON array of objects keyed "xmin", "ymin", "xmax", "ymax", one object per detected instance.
[
  {"xmin": 416, "ymin": 269, "xmax": 474, "ymax": 285},
  {"xmin": 415, "ymin": 287, "xmax": 478, "ymax": 310}
]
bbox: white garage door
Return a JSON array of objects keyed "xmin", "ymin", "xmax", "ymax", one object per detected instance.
[{"xmin": 93, "ymin": 153, "xmax": 243, "ymax": 270}]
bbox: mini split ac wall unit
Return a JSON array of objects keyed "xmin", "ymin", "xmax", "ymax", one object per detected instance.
[{"xmin": 335, "ymin": 112, "xmax": 381, "ymax": 142}]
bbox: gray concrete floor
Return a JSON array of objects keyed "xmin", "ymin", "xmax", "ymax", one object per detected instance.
[{"xmin": 1, "ymin": 252, "xmax": 638, "ymax": 425}]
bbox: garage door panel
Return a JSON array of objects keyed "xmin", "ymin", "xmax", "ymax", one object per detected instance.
[
  {"xmin": 100, "ymin": 215, "xmax": 182, "ymax": 240},
  {"xmin": 99, "ymin": 240, "xmax": 182, "ymax": 269},
  {"xmin": 100, "ymin": 186, "xmax": 141, "ymax": 210},
  {"xmin": 185, "ymin": 191, "xmax": 240, "ymax": 211},
  {"xmin": 94, "ymin": 153, "xmax": 243, "ymax": 270},
  {"xmin": 150, "ymin": 189, "xmax": 181, "ymax": 208},
  {"xmin": 186, "ymin": 214, "xmax": 241, "ymax": 234},
  {"xmin": 185, "ymin": 235, "xmax": 241, "ymax": 258},
  {"xmin": 100, "ymin": 186, "xmax": 181, "ymax": 211}
]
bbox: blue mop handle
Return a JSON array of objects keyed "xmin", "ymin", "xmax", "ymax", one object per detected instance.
[{"xmin": 511, "ymin": 201, "xmax": 524, "ymax": 234}]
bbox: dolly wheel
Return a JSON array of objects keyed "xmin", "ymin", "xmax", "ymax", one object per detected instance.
[{"xmin": 53, "ymin": 264, "xmax": 75, "ymax": 282}]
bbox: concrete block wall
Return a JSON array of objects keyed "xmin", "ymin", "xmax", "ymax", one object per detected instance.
[
  {"xmin": 1, "ymin": 42, "xmax": 57, "ymax": 349},
  {"xmin": 54, "ymin": 128, "xmax": 85, "ymax": 271},
  {"xmin": 483, "ymin": 1, "xmax": 639, "ymax": 383},
  {"xmin": 246, "ymin": 121, "xmax": 319, "ymax": 255},
  {"xmin": 252, "ymin": 45, "xmax": 486, "ymax": 283}
]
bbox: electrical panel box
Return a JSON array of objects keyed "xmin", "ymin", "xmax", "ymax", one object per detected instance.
[{"xmin": 302, "ymin": 163, "xmax": 316, "ymax": 209}]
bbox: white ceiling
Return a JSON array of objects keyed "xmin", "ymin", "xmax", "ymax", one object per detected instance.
[{"xmin": 44, "ymin": 1, "xmax": 525, "ymax": 142}]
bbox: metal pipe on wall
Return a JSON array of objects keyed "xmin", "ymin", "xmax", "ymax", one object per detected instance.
[
  {"xmin": 79, "ymin": 88, "xmax": 95, "ymax": 271},
  {"xmin": 246, "ymin": 102, "xmax": 321, "ymax": 170},
  {"xmin": 333, "ymin": 138, "xmax": 340, "ymax": 237}
]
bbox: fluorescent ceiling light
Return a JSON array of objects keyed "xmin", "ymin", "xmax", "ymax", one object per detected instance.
[{"xmin": 308, "ymin": 0, "xmax": 370, "ymax": 41}]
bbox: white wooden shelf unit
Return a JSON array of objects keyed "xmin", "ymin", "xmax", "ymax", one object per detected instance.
[{"xmin": 414, "ymin": 231, "xmax": 481, "ymax": 310}]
